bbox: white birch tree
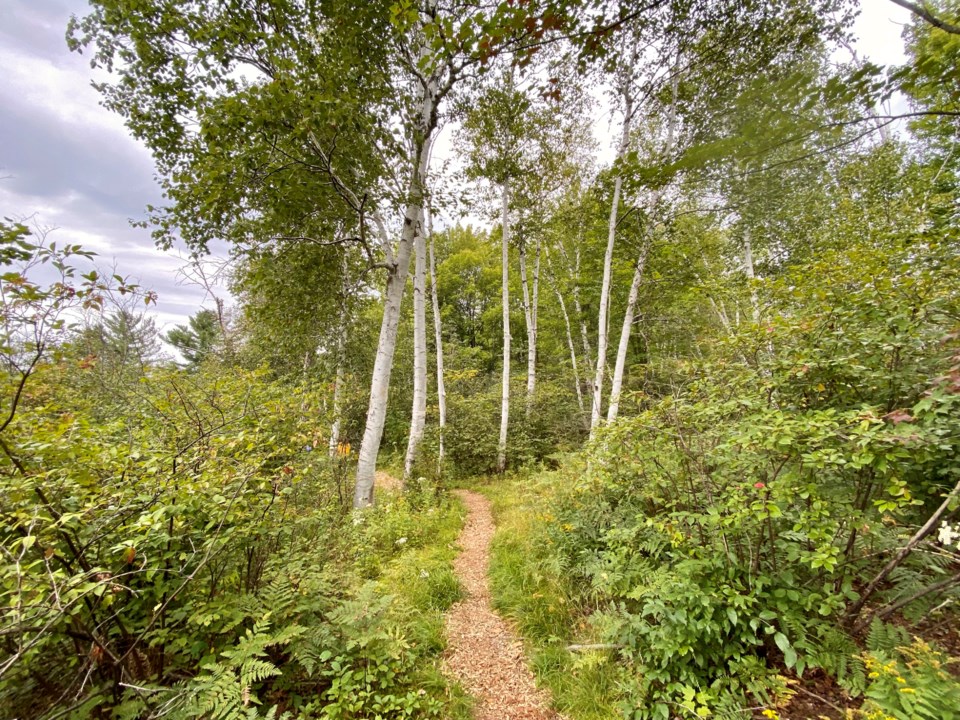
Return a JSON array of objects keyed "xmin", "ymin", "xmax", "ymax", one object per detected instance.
[
  {"xmin": 403, "ymin": 209, "xmax": 429, "ymax": 480},
  {"xmin": 607, "ymin": 70, "xmax": 680, "ymax": 423},
  {"xmin": 591, "ymin": 75, "xmax": 636, "ymax": 433},
  {"xmin": 497, "ymin": 180, "xmax": 512, "ymax": 473},
  {"xmin": 518, "ymin": 237, "xmax": 541, "ymax": 415},
  {"xmin": 427, "ymin": 208, "xmax": 447, "ymax": 469}
]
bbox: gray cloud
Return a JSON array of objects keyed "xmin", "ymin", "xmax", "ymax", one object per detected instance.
[
  {"xmin": 0, "ymin": 93, "xmax": 161, "ymax": 219},
  {"xmin": 0, "ymin": 0, "xmax": 231, "ymax": 339},
  {"xmin": 0, "ymin": 0, "xmax": 81, "ymax": 68}
]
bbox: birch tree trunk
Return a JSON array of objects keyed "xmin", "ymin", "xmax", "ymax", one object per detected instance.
[
  {"xmin": 519, "ymin": 238, "xmax": 541, "ymax": 416},
  {"xmin": 744, "ymin": 232, "xmax": 761, "ymax": 324},
  {"xmin": 530, "ymin": 239, "xmax": 540, "ymax": 408},
  {"xmin": 606, "ymin": 69, "xmax": 680, "ymax": 425},
  {"xmin": 606, "ymin": 242, "xmax": 651, "ymax": 422},
  {"xmin": 353, "ymin": 71, "xmax": 437, "ymax": 507},
  {"xmin": 573, "ymin": 249, "xmax": 593, "ymax": 375},
  {"xmin": 590, "ymin": 92, "xmax": 633, "ymax": 434},
  {"xmin": 403, "ymin": 209, "xmax": 428, "ymax": 480},
  {"xmin": 328, "ymin": 271, "xmax": 348, "ymax": 458},
  {"xmin": 427, "ymin": 209, "xmax": 447, "ymax": 469},
  {"xmin": 497, "ymin": 178, "xmax": 512, "ymax": 473},
  {"xmin": 546, "ymin": 250, "xmax": 587, "ymax": 426},
  {"xmin": 555, "ymin": 236, "xmax": 593, "ymax": 381}
]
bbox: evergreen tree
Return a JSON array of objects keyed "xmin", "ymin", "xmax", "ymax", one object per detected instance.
[{"xmin": 164, "ymin": 309, "xmax": 221, "ymax": 368}]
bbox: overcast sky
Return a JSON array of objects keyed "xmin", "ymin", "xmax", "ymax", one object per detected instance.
[{"xmin": 0, "ymin": 0, "xmax": 912, "ymax": 336}]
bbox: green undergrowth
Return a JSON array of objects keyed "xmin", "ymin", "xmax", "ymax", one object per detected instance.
[
  {"xmin": 172, "ymin": 486, "xmax": 474, "ymax": 720},
  {"xmin": 372, "ymin": 488, "xmax": 472, "ymax": 720},
  {"xmin": 472, "ymin": 472, "xmax": 620, "ymax": 720},
  {"xmin": 478, "ymin": 462, "xmax": 960, "ymax": 720}
]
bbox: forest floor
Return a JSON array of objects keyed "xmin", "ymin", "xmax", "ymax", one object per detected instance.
[{"xmin": 443, "ymin": 489, "xmax": 561, "ymax": 720}]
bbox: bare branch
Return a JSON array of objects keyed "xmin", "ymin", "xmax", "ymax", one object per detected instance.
[{"xmin": 889, "ymin": 0, "xmax": 960, "ymax": 35}]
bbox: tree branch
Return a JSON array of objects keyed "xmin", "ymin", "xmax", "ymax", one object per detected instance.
[{"xmin": 889, "ymin": 0, "xmax": 960, "ymax": 35}]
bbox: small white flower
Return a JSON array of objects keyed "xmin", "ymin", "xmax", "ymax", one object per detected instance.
[
  {"xmin": 395, "ymin": 536, "xmax": 407, "ymax": 546},
  {"xmin": 937, "ymin": 521, "xmax": 960, "ymax": 547}
]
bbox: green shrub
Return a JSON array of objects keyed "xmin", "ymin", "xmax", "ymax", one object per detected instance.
[{"xmin": 858, "ymin": 640, "xmax": 960, "ymax": 720}]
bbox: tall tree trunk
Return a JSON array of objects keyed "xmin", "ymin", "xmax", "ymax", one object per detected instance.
[
  {"xmin": 573, "ymin": 248, "xmax": 593, "ymax": 374},
  {"xmin": 328, "ymin": 268, "xmax": 349, "ymax": 458},
  {"xmin": 427, "ymin": 209, "xmax": 447, "ymax": 470},
  {"xmin": 519, "ymin": 238, "xmax": 541, "ymax": 416},
  {"xmin": 546, "ymin": 250, "xmax": 587, "ymax": 427},
  {"xmin": 497, "ymin": 178, "xmax": 512, "ymax": 474},
  {"xmin": 606, "ymin": 242, "xmax": 651, "ymax": 422},
  {"xmin": 530, "ymin": 239, "xmax": 540, "ymax": 407},
  {"xmin": 354, "ymin": 81, "xmax": 436, "ymax": 508},
  {"xmin": 590, "ymin": 91, "xmax": 634, "ymax": 434},
  {"xmin": 328, "ymin": 354, "xmax": 346, "ymax": 457},
  {"xmin": 606, "ymin": 69, "xmax": 679, "ymax": 425},
  {"xmin": 744, "ymin": 231, "xmax": 761, "ymax": 324},
  {"xmin": 555, "ymin": 235, "xmax": 593, "ymax": 401},
  {"xmin": 403, "ymin": 209, "xmax": 428, "ymax": 480}
]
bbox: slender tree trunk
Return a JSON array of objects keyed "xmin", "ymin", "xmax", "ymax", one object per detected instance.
[
  {"xmin": 519, "ymin": 238, "xmax": 540, "ymax": 416},
  {"xmin": 497, "ymin": 178, "xmax": 512, "ymax": 474},
  {"xmin": 606, "ymin": 69, "xmax": 679, "ymax": 425},
  {"xmin": 591, "ymin": 92, "xmax": 633, "ymax": 434},
  {"xmin": 403, "ymin": 209, "xmax": 428, "ymax": 480},
  {"xmin": 530, "ymin": 239, "xmax": 540, "ymax": 406},
  {"xmin": 546, "ymin": 251, "xmax": 587, "ymax": 426},
  {"xmin": 556, "ymin": 236, "xmax": 593, "ymax": 401},
  {"xmin": 328, "ymin": 277, "xmax": 348, "ymax": 458},
  {"xmin": 328, "ymin": 355, "xmax": 346, "ymax": 457},
  {"xmin": 572, "ymin": 248, "xmax": 595, "ymax": 411},
  {"xmin": 744, "ymin": 232, "xmax": 761, "ymax": 324},
  {"xmin": 427, "ymin": 209, "xmax": 447, "ymax": 470},
  {"xmin": 353, "ymin": 91, "xmax": 436, "ymax": 508},
  {"xmin": 606, "ymin": 241, "xmax": 651, "ymax": 422}
]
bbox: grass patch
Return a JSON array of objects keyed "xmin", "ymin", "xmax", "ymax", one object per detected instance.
[
  {"xmin": 376, "ymin": 490, "xmax": 473, "ymax": 720},
  {"xmin": 472, "ymin": 472, "xmax": 620, "ymax": 720}
]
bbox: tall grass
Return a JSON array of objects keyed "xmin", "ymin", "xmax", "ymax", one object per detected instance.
[{"xmin": 473, "ymin": 473, "xmax": 620, "ymax": 720}]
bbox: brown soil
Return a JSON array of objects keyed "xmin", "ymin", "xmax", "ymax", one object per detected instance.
[
  {"xmin": 443, "ymin": 490, "xmax": 561, "ymax": 720},
  {"xmin": 769, "ymin": 671, "xmax": 856, "ymax": 720},
  {"xmin": 375, "ymin": 470, "xmax": 403, "ymax": 494}
]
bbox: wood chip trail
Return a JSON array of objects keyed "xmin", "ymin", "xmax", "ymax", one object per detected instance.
[{"xmin": 444, "ymin": 490, "xmax": 561, "ymax": 720}]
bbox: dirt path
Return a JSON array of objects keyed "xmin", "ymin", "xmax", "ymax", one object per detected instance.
[
  {"xmin": 375, "ymin": 470, "xmax": 402, "ymax": 495},
  {"xmin": 444, "ymin": 490, "xmax": 560, "ymax": 720}
]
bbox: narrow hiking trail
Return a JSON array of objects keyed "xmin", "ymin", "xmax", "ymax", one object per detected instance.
[{"xmin": 444, "ymin": 489, "xmax": 561, "ymax": 720}]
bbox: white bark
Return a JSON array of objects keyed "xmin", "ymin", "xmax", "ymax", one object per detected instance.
[
  {"xmin": 590, "ymin": 91, "xmax": 634, "ymax": 434},
  {"xmin": 328, "ymin": 274, "xmax": 348, "ymax": 458},
  {"xmin": 606, "ymin": 242, "xmax": 650, "ymax": 422},
  {"xmin": 555, "ymin": 236, "xmax": 593, "ymax": 378},
  {"xmin": 353, "ymin": 59, "xmax": 437, "ymax": 507},
  {"xmin": 546, "ymin": 250, "xmax": 587, "ymax": 426},
  {"xmin": 531, "ymin": 239, "xmax": 540, "ymax": 404},
  {"xmin": 427, "ymin": 209, "xmax": 447, "ymax": 469},
  {"xmin": 519, "ymin": 238, "xmax": 541, "ymax": 415},
  {"xmin": 353, "ymin": 214, "xmax": 417, "ymax": 507},
  {"xmin": 606, "ymin": 69, "xmax": 679, "ymax": 424},
  {"xmin": 497, "ymin": 179, "xmax": 512, "ymax": 474},
  {"xmin": 744, "ymin": 232, "xmax": 761, "ymax": 324},
  {"xmin": 328, "ymin": 357, "xmax": 346, "ymax": 457},
  {"xmin": 572, "ymin": 248, "xmax": 593, "ymax": 375},
  {"xmin": 403, "ymin": 209, "xmax": 428, "ymax": 480}
]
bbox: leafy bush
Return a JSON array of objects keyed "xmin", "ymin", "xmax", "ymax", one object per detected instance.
[
  {"xmin": 0, "ymin": 350, "xmax": 468, "ymax": 719},
  {"xmin": 858, "ymin": 640, "xmax": 960, "ymax": 720},
  {"xmin": 489, "ymin": 222, "xmax": 960, "ymax": 718}
]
